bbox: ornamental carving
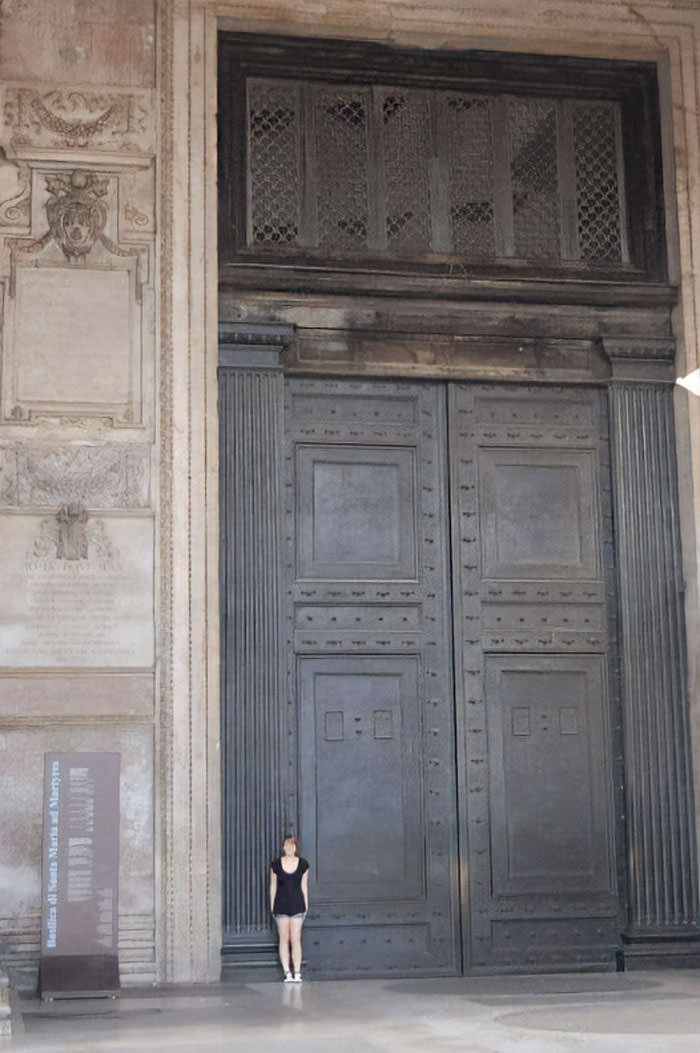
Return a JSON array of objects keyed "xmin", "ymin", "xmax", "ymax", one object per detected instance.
[
  {"xmin": 2, "ymin": 87, "xmax": 153, "ymax": 153},
  {"xmin": 8, "ymin": 169, "xmax": 142, "ymax": 292},
  {"xmin": 0, "ymin": 146, "xmax": 30, "ymax": 228},
  {"xmin": 45, "ymin": 170, "xmax": 109, "ymax": 258},
  {"xmin": 56, "ymin": 503, "xmax": 88, "ymax": 560},
  {"xmin": 9, "ymin": 445, "xmax": 151, "ymax": 508},
  {"xmin": 32, "ymin": 506, "xmax": 118, "ymax": 564}
]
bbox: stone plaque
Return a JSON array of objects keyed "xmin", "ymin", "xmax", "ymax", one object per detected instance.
[
  {"xmin": 0, "ymin": 514, "xmax": 154, "ymax": 668},
  {"xmin": 39, "ymin": 752, "xmax": 120, "ymax": 998}
]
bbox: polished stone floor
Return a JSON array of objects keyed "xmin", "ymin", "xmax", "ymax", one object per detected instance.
[{"xmin": 6, "ymin": 971, "xmax": 700, "ymax": 1052}]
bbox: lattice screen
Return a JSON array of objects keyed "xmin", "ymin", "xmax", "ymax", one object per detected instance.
[
  {"xmin": 382, "ymin": 90, "xmax": 432, "ymax": 253},
  {"xmin": 247, "ymin": 80, "xmax": 301, "ymax": 247},
  {"xmin": 573, "ymin": 102, "xmax": 625, "ymax": 263},
  {"xmin": 447, "ymin": 94, "xmax": 496, "ymax": 258},
  {"xmin": 245, "ymin": 77, "xmax": 627, "ymax": 266},
  {"xmin": 508, "ymin": 98, "xmax": 561, "ymax": 261}
]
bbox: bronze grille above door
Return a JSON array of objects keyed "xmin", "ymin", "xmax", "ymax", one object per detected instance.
[
  {"xmin": 245, "ymin": 81, "xmax": 627, "ymax": 265},
  {"xmin": 219, "ymin": 35, "xmax": 666, "ymax": 290}
]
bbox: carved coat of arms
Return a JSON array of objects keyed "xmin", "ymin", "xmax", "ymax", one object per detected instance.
[{"xmin": 44, "ymin": 170, "xmax": 109, "ymax": 259}]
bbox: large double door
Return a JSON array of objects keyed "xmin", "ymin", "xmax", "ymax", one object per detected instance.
[{"xmin": 284, "ymin": 377, "xmax": 621, "ymax": 975}]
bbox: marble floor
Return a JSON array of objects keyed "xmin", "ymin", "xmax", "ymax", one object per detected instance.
[{"xmin": 5, "ymin": 970, "xmax": 700, "ymax": 1052}]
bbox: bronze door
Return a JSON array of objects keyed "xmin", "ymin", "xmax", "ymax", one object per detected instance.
[{"xmin": 283, "ymin": 377, "xmax": 620, "ymax": 975}]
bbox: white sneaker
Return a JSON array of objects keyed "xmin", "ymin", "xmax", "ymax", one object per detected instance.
[
  {"xmin": 283, "ymin": 972, "xmax": 293, "ymax": 983},
  {"xmin": 292, "ymin": 973, "xmax": 302, "ymax": 983}
]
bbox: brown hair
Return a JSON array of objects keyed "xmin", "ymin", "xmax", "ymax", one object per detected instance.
[{"xmin": 282, "ymin": 834, "xmax": 301, "ymax": 854}]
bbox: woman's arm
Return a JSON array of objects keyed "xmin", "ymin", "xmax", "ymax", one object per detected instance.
[
  {"xmin": 301, "ymin": 869, "xmax": 309, "ymax": 913},
  {"xmin": 269, "ymin": 869, "xmax": 277, "ymax": 913}
]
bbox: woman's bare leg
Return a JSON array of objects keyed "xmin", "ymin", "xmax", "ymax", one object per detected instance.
[
  {"xmin": 290, "ymin": 917, "xmax": 304, "ymax": 975},
  {"xmin": 275, "ymin": 917, "xmax": 291, "ymax": 974}
]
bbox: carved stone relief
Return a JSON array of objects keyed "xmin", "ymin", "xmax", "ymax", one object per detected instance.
[
  {"xmin": 32, "ymin": 504, "xmax": 115, "ymax": 562},
  {"xmin": 11, "ymin": 168, "xmax": 144, "ymax": 288},
  {"xmin": 1, "ymin": 166, "xmax": 150, "ymax": 426},
  {"xmin": 120, "ymin": 168, "xmax": 154, "ymax": 234},
  {"xmin": 6, "ymin": 444, "xmax": 151, "ymax": 508},
  {"xmin": 0, "ymin": 147, "xmax": 30, "ymax": 229},
  {"xmin": 1, "ymin": 86, "xmax": 155, "ymax": 154}
]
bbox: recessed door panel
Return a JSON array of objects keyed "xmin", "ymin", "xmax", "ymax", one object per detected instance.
[
  {"xmin": 479, "ymin": 448, "xmax": 599, "ymax": 579},
  {"xmin": 296, "ymin": 445, "xmax": 417, "ymax": 579},
  {"xmin": 299, "ymin": 656, "xmax": 423, "ymax": 900},
  {"xmin": 486, "ymin": 655, "xmax": 614, "ymax": 896}
]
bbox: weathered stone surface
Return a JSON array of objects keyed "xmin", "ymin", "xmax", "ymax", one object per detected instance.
[
  {"xmin": 0, "ymin": 513, "xmax": 154, "ymax": 668},
  {"xmin": 0, "ymin": 724, "xmax": 155, "ymax": 921},
  {"xmin": 0, "ymin": 1, "xmax": 155, "ymax": 89},
  {"xmin": 0, "ymin": 673, "xmax": 154, "ymax": 720}
]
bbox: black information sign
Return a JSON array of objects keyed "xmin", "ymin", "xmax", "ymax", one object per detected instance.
[{"xmin": 39, "ymin": 751, "xmax": 120, "ymax": 999}]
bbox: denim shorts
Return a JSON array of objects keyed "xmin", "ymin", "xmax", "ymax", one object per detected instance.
[{"xmin": 273, "ymin": 912, "xmax": 306, "ymax": 919}]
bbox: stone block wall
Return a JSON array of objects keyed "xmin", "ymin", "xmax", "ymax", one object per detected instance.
[{"xmin": 0, "ymin": 0, "xmax": 158, "ymax": 988}]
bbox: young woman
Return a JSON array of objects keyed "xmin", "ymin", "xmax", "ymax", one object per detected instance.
[{"xmin": 269, "ymin": 835, "xmax": 309, "ymax": 982}]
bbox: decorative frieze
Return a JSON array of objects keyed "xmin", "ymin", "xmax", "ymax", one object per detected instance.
[
  {"xmin": 0, "ymin": 444, "xmax": 151, "ymax": 508},
  {"xmin": 0, "ymin": 148, "xmax": 30, "ymax": 230},
  {"xmin": 1, "ymin": 86, "xmax": 155, "ymax": 155}
]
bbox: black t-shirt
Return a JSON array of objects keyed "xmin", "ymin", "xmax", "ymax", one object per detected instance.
[{"xmin": 271, "ymin": 857, "xmax": 309, "ymax": 916}]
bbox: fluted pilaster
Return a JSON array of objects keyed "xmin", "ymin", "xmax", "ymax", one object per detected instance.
[
  {"xmin": 219, "ymin": 323, "xmax": 292, "ymax": 952},
  {"xmin": 606, "ymin": 339, "xmax": 699, "ymax": 944}
]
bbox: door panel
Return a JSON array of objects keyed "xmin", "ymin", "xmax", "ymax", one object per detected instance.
[
  {"xmin": 299, "ymin": 656, "xmax": 423, "ymax": 899},
  {"xmin": 296, "ymin": 444, "xmax": 417, "ymax": 578},
  {"xmin": 479, "ymin": 448, "xmax": 599, "ymax": 579},
  {"xmin": 486, "ymin": 655, "xmax": 614, "ymax": 896},
  {"xmin": 284, "ymin": 378, "xmax": 460, "ymax": 976},
  {"xmin": 451, "ymin": 383, "xmax": 620, "ymax": 971}
]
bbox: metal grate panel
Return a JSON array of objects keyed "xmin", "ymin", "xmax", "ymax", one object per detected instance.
[
  {"xmin": 508, "ymin": 97, "xmax": 560, "ymax": 260},
  {"xmin": 573, "ymin": 103, "xmax": 623, "ymax": 263},
  {"xmin": 247, "ymin": 79, "xmax": 301, "ymax": 248},
  {"xmin": 313, "ymin": 86, "xmax": 371, "ymax": 250},
  {"xmin": 242, "ymin": 75, "xmax": 630, "ymax": 270},
  {"xmin": 446, "ymin": 94, "xmax": 496, "ymax": 257},
  {"xmin": 382, "ymin": 90, "xmax": 432, "ymax": 252}
]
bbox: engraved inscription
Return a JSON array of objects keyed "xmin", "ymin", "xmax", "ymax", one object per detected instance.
[{"xmin": 0, "ymin": 515, "xmax": 153, "ymax": 668}]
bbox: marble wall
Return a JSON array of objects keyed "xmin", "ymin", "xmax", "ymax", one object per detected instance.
[
  {"xmin": 1, "ymin": 0, "xmax": 700, "ymax": 987},
  {"xmin": 0, "ymin": 0, "xmax": 158, "ymax": 987}
]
